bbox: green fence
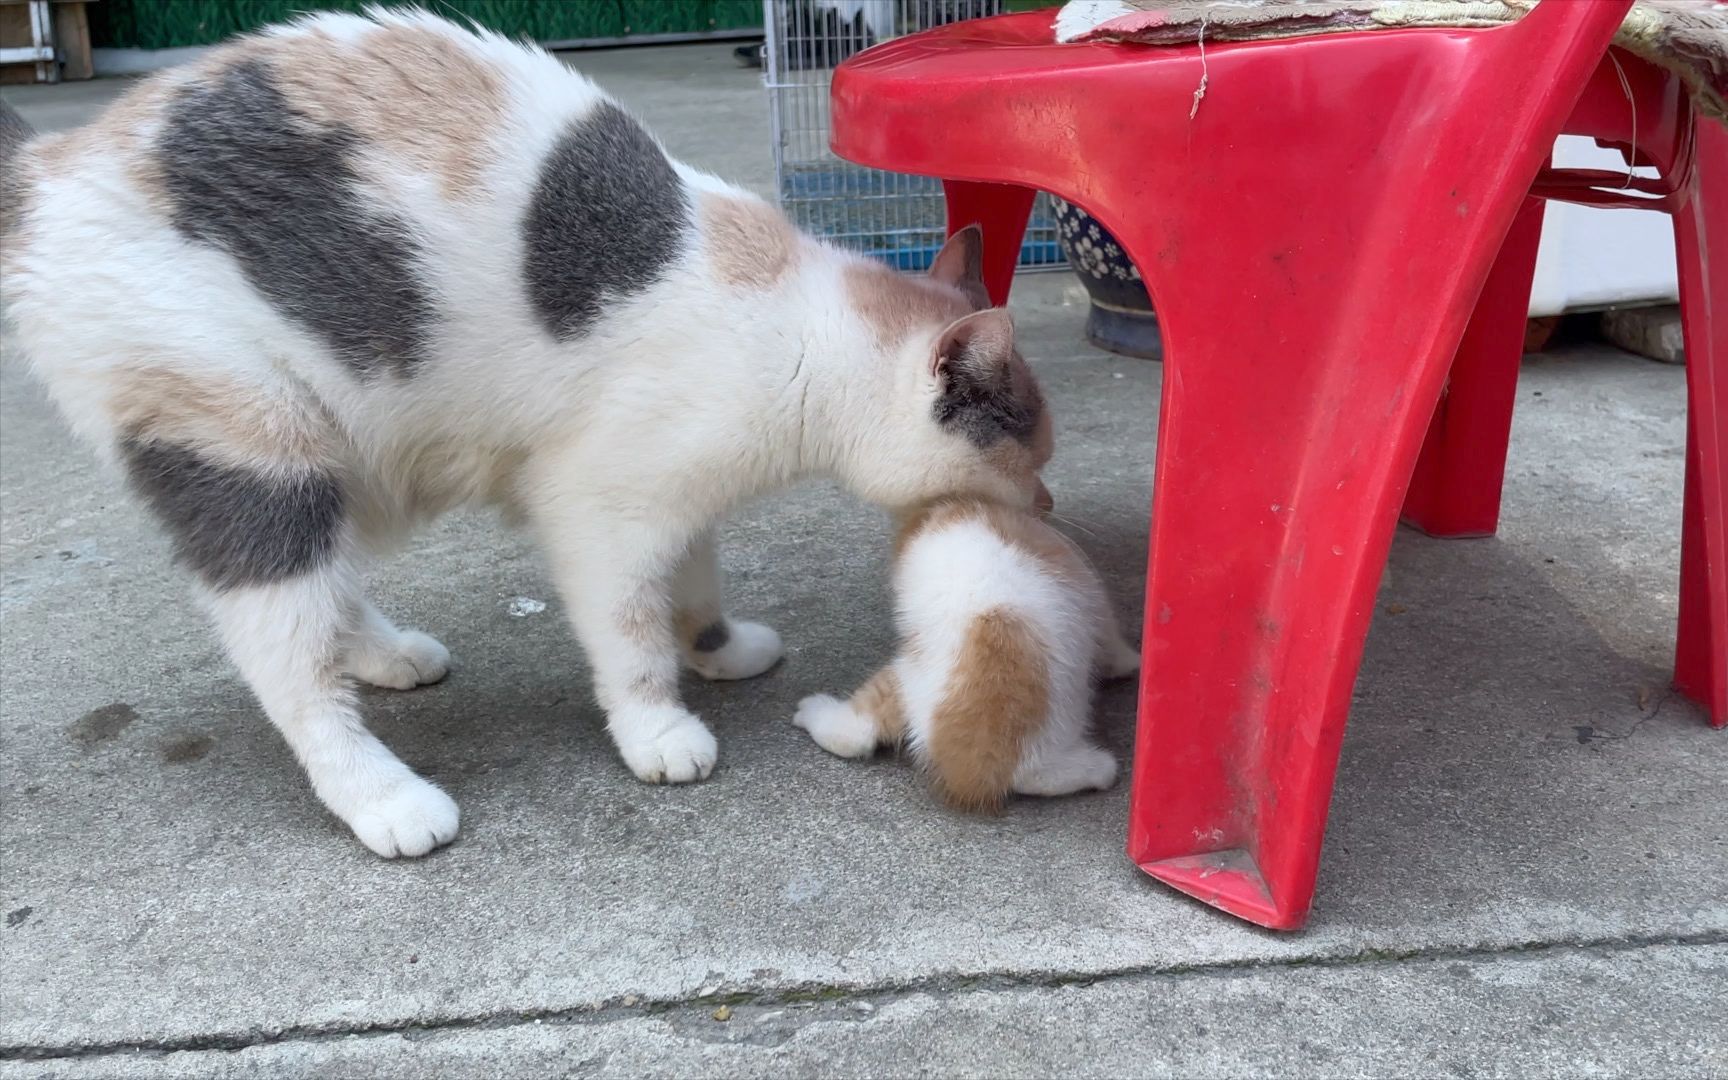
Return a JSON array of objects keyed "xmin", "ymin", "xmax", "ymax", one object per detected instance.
[{"xmin": 91, "ymin": 1, "xmax": 765, "ymax": 50}]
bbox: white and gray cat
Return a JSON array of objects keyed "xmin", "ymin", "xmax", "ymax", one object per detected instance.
[{"xmin": 0, "ymin": 9, "xmax": 1050, "ymax": 856}]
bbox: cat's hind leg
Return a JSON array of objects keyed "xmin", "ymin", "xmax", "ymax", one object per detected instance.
[
  {"xmin": 343, "ymin": 596, "xmax": 451, "ymax": 690},
  {"xmin": 203, "ymin": 563, "xmax": 459, "ymax": 856},
  {"xmin": 1012, "ymin": 738, "xmax": 1118, "ymax": 797},
  {"xmin": 118, "ymin": 398, "xmax": 457, "ymax": 857},
  {"xmin": 794, "ymin": 665, "xmax": 906, "ymax": 759},
  {"xmin": 673, "ymin": 529, "xmax": 783, "ymax": 682},
  {"xmin": 1011, "ymin": 670, "xmax": 1117, "ymax": 799}
]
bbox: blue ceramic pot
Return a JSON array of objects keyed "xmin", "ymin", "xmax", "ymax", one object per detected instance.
[{"xmin": 1051, "ymin": 197, "xmax": 1162, "ymax": 361}]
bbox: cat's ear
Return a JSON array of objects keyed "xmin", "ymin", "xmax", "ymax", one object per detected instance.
[
  {"xmin": 930, "ymin": 307, "xmax": 1014, "ymax": 380},
  {"xmin": 928, "ymin": 225, "xmax": 991, "ymax": 310},
  {"xmin": 930, "ymin": 308, "xmax": 1038, "ymax": 446}
]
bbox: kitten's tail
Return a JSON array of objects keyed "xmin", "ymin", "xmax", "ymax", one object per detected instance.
[{"xmin": 924, "ymin": 609, "xmax": 1045, "ymax": 814}]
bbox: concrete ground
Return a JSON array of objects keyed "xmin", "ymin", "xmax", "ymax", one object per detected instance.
[{"xmin": 2, "ymin": 43, "xmax": 1724, "ymax": 1079}]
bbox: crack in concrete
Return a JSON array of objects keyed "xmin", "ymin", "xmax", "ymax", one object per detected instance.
[{"xmin": 5, "ymin": 929, "xmax": 1724, "ymax": 1063}]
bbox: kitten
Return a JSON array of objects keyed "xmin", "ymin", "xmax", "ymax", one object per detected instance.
[
  {"xmin": 794, "ymin": 498, "xmax": 1140, "ymax": 812},
  {"xmin": 0, "ymin": 9, "xmax": 1051, "ymax": 856}
]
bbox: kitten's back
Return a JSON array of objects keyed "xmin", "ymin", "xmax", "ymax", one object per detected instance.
[{"xmin": 893, "ymin": 500, "xmax": 1102, "ymax": 812}]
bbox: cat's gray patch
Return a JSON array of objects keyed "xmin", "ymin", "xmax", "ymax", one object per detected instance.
[
  {"xmin": 157, "ymin": 59, "xmax": 436, "ymax": 378},
  {"xmin": 70, "ymin": 703, "xmax": 138, "ymax": 746},
  {"xmin": 0, "ymin": 99, "xmax": 37, "ymax": 241},
  {"xmin": 0, "ymin": 99, "xmax": 34, "ymax": 165},
  {"xmin": 5, "ymin": 907, "xmax": 31, "ymax": 929},
  {"xmin": 524, "ymin": 102, "xmax": 690, "ymax": 340},
  {"xmin": 934, "ymin": 347, "xmax": 1042, "ymax": 449},
  {"xmin": 121, "ymin": 439, "xmax": 344, "ymax": 591},
  {"xmin": 692, "ymin": 620, "xmax": 730, "ymax": 653}
]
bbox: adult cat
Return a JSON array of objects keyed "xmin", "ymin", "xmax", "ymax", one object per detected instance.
[{"xmin": 0, "ymin": 9, "xmax": 1049, "ymax": 857}]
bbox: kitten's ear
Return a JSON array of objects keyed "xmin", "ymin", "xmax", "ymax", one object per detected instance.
[
  {"xmin": 930, "ymin": 307, "xmax": 1015, "ymax": 381},
  {"xmin": 928, "ymin": 225, "xmax": 991, "ymax": 310}
]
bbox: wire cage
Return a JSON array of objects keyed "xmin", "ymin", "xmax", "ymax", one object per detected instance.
[{"xmin": 762, "ymin": 0, "xmax": 1062, "ymax": 272}]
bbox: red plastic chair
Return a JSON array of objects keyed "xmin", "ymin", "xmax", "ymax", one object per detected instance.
[
  {"xmin": 829, "ymin": 1, "xmax": 1719, "ymax": 930},
  {"xmin": 1404, "ymin": 51, "xmax": 1727, "ymax": 731}
]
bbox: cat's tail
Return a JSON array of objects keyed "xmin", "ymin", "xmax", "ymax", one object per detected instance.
[{"xmin": 923, "ymin": 609, "xmax": 1045, "ymax": 814}]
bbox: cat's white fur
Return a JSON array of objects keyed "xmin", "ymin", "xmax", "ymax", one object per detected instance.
[
  {"xmin": 0, "ymin": 10, "xmax": 1048, "ymax": 855},
  {"xmin": 796, "ymin": 502, "xmax": 1138, "ymax": 806}
]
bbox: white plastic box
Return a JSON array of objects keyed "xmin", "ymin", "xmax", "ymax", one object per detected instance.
[{"xmin": 1528, "ymin": 135, "xmax": 1680, "ymax": 317}]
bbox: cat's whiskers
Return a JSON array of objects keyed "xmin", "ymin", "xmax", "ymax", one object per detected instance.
[{"xmin": 1044, "ymin": 509, "xmax": 1103, "ymax": 543}]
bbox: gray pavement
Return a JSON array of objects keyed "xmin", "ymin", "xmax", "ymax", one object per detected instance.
[{"xmin": 3, "ymin": 43, "xmax": 1724, "ymax": 1079}]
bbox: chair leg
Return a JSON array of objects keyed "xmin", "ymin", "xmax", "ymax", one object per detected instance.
[
  {"xmin": 1675, "ymin": 445, "xmax": 1723, "ymax": 724},
  {"xmin": 1109, "ymin": 218, "xmax": 1501, "ymax": 929},
  {"xmin": 1403, "ymin": 197, "xmax": 1548, "ymax": 537},
  {"xmin": 941, "ymin": 180, "xmax": 1035, "ymax": 306},
  {"xmin": 1088, "ymin": 100, "xmax": 1571, "ymax": 921},
  {"xmin": 1672, "ymin": 117, "xmax": 1727, "ymax": 727}
]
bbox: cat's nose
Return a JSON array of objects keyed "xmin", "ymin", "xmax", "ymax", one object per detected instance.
[{"xmin": 1034, "ymin": 480, "xmax": 1054, "ymax": 515}]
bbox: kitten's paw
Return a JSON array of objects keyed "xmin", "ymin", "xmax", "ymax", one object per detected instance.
[
  {"xmin": 793, "ymin": 694, "xmax": 878, "ymax": 759},
  {"xmin": 1099, "ymin": 638, "xmax": 1141, "ymax": 681},
  {"xmin": 1014, "ymin": 744, "xmax": 1118, "ymax": 797},
  {"xmin": 686, "ymin": 619, "xmax": 783, "ymax": 681},
  {"xmin": 614, "ymin": 707, "xmax": 718, "ymax": 783},
  {"xmin": 343, "ymin": 776, "xmax": 461, "ymax": 858},
  {"xmin": 347, "ymin": 629, "xmax": 451, "ymax": 690},
  {"xmin": 1076, "ymin": 746, "xmax": 1120, "ymax": 791}
]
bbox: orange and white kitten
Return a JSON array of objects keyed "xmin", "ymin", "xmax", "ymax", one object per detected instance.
[{"xmin": 794, "ymin": 499, "xmax": 1140, "ymax": 812}]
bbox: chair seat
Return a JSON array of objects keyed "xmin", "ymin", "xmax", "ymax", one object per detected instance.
[
  {"xmin": 1052, "ymin": 0, "xmax": 1728, "ymax": 123},
  {"xmin": 832, "ymin": 10, "xmax": 1543, "ymax": 199}
]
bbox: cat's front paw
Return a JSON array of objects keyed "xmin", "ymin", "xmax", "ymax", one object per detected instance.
[
  {"xmin": 342, "ymin": 776, "xmax": 461, "ymax": 858},
  {"xmin": 613, "ymin": 706, "xmax": 718, "ymax": 783},
  {"xmin": 685, "ymin": 619, "xmax": 783, "ymax": 681},
  {"xmin": 347, "ymin": 629, "xmax": 451, "ymax": 690},
  {"xmin": 793, "ymin": 694, "xmax": 878, "ymax": 759}
]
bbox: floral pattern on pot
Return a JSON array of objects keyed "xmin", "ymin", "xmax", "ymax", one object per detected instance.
[
  {"xmin": 1052, "ymin": 196, "xmax": 1143, "ymax": 284},
  {"xmin": 1051, "ymin": 197, "xmax": 1162, "ymax": 361}
]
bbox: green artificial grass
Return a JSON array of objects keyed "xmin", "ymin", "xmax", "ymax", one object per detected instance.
[{"xmin": 90, "ymin": 0, "xmax": 765, "ymax": 50}]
